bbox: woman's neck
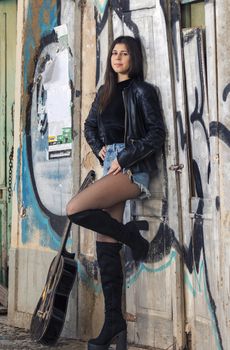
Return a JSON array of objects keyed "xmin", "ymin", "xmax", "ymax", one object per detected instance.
[{"xmin": 117, "ymin": 74, "xmax": 130, "ymax": 82}]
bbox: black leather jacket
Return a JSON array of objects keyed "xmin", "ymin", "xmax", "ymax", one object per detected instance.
[{"xmin": 84, "ymin": 79, "xmax": 165, "ymax": 173}]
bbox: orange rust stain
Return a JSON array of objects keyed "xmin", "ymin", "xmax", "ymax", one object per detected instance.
[
  {"xmin": 43, "ymin": 9, "xmax": 50, "ymax": 25},
  {"xmin": 51, "ymin": 0, "xmax": 56, "ymax": 8},
  {"xmin": 22, "ymin": 1, "xmax": 59, "ymax": 124},
  {"xmin": 29, "ymin": 1, "xmax": 58, "ymax": 48},
  {"xmin": 51, "ymin": 0, "xmax": 59, "ymax": 21},
  {"xmin": 22, "ymin": 2, "xmax": 40, "ymax": 121},
  {"xmin": 30, "ymin": 2, "xmax": 41, "ymax": 47}
]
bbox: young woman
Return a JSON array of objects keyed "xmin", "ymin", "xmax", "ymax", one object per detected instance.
[{"xmin": 66, "ymin": 36, "xmax": 165, "ymax": 350}]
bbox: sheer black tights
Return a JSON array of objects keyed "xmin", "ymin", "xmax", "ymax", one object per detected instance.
[{"xmin": 66, "ymin": 172, "xmax": 141, "ymax": 242}]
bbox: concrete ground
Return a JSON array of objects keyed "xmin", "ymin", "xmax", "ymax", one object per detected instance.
[{"xmin": 0, "ymin": 315, "xmax": 146, "ymax": 350}]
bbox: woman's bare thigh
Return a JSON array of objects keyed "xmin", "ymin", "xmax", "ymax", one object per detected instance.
[{"xmin": 66, "ymin": 172, "xmax": 141, "ymax": 215}]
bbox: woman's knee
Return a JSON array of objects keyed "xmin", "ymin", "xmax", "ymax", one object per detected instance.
[
  {"xmin": 96, "ymin": 233, "xmax": 118, "ymax": 243},
  {"xmin": 66, "ymin": 198, "xmax": 79, "ymax": 216}
]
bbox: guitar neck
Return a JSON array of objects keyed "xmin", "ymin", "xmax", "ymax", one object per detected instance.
[
  {"xmin": 58, "ymin": 170, "xmax": 96, "ymax": 255},
  {"xmin": 59, "ymin": 220, "xmax": 72, "ymax": 255}
]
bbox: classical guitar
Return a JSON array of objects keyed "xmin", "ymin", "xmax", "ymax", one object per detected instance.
[{"xmin": 30, "ymin": 170, "xmax": 96, "ymax": 345}]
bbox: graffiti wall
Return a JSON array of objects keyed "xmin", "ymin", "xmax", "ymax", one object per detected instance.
[
  {"xmin": 8, "ymin": 0, "xmax": 77, "ymax": 331},
  {"xmin": 21, "ymin": 0, "xmax": 76, "ymax": 248},
  {"xmin": 8, "ymin": 0, "xmax": 230, "ymax": 349},
  {"xmin": 78, "ymin": 1, "xmax": 230, "ymax": 349}
]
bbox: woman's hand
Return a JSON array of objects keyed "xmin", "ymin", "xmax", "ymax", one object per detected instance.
[
  {"xmin": 98, "ymin": 146, "xmax": 106, "ymax": 160},
  {"xmin": 108, "ymin": 159, "xmax": 122, "ymax": 175}
]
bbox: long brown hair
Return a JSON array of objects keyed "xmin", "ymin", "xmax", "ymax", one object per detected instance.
[{"xmin": 99, "ymin": 36, "xmax": 144, "ymax": 112}]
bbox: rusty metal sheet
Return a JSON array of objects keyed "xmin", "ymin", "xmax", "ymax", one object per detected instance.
[{"xmin": 0, "ymin": 11, "xmax": 6, "ymax": 188}]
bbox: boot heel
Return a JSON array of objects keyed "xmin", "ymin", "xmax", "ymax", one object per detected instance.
[
  {"xmin": 133, "ymin": 220, "xmax": 149, "ymax": 231},
  {"xmin": 115, "ymin": 330, "xmax": 127, "ymax": 350}
]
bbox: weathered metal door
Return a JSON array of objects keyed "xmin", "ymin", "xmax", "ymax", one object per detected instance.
[
  {"xmin": 0, "ymin": 0, "xmax": 16, "ymax": 288},
  {"xmin": 112, "ymin": 1, "xmax": 185, "ymax": 349},
  {"xmin": 179, "ymin": 1, "xmax": 229, "ymax": 349},
  {"xmin": 182, "ymin": 26, "xmax": 219, "ymax": 350},
  {"xmin": 170, "ymin": 1, "xmax": 226, "ymax": 349}
]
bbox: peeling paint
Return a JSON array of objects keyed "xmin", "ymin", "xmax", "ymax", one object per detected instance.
[
  {"xmin": 21, "ymin": 133, "xmax": 62, "ymax": 250},
  {"xmin": 82, "ymin": 151, "xmax": 98, "ymax": 170}
]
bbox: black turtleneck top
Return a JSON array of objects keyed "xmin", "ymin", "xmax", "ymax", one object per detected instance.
[{"xmin": 100, "ymin": 79, "xmax": 132, "ymax": 144}]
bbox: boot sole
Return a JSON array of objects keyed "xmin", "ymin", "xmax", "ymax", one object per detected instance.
[{"xmin": 88, "ymin": 329, "xmax": 127, "ymax": 350}]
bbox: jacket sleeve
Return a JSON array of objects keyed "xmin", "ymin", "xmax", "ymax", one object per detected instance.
[
  {"xmin": 117, "ymin": 84, "xmax": 165, "ymax": 169},
  {"xmin": 84, "ymin": 87, "xmax": 105, "ymax": 165}
]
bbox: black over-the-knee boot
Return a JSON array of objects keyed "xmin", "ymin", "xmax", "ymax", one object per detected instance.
[
  {"xmin": 68, "ymin": 209, "xmax": 149, "ymax": 261},
  {"xmin": 88, "ymin": 241, "xmax": 127, "ymax": 350}
]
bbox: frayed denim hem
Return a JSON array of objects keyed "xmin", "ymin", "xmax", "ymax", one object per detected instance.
[{"xmin": 123, "ymin": 169, "xmax": 151, "ymax": 200}]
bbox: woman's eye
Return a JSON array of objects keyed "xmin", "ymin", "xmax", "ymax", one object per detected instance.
[{"xmin": 111, "ymin": 52, "xmax": 129, "ymax": 56}]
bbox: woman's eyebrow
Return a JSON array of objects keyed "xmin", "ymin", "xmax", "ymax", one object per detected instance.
[{"xmin": 112, "ymin": 50, "xmax": 128, "ymax": 53}]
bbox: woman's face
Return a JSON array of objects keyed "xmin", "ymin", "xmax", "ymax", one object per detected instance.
[{"xmin": 111, "ymin": 43, "xmax": 130, "ymax": 81}]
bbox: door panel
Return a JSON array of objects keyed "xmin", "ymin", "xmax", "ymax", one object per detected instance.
[
  {"xmin": 183, "ymin": 27, "xmax": 221, "ymax": 350},
  {"xmin": 0, "ymin": 0, "xmax": 16, "ymax": 286},
  {"xmin": 0, "ymin": 7, "xmax": 7, "ymax": 286},
  {"xmin": 0, "ymin": 11, "xmax": 6, "ymax": 187},
  {"xmin": 215, "ymin": 1, "xmax": 230, "ymax": 349},
  {"xmin": 113, "ymin": 2, "xmax": 184, "ymax": 349}
]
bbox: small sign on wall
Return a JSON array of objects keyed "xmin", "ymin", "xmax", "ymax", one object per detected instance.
[{"xmin": 40, "ymin": 24, "xmax": 72, "ymax": 160}]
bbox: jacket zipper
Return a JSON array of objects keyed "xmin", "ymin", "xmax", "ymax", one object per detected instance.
[
  {"xmin": 125, "ymin": 149, "xmax": 154, "ymax": 168},
  {"xmin": 122, "ymin": 86, "xmax": 154, "ymax": 168},
  {"xmin": 122, "ymin": 89, "xmax": 128, "ymax": 147}
]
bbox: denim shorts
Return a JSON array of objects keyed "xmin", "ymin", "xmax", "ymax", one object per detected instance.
[{"xmin": 103, "ymin": 143, "xmax": 151, "ymax": 200}]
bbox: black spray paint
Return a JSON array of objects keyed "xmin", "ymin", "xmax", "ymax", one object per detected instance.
[
  {"xmin": 210, "ymin": 121, "xmax": 230, "ymax": 148},
  {"xmin": 222, "ymin": 82, "xmax": 230, "ymax": 102},
  {"xmin": 176, "ymin": 111, "xmax": 187, "ymax": 150},
  {"xmin": 25, "ymin": 4, "xmax": 68, "ymax": 235}
]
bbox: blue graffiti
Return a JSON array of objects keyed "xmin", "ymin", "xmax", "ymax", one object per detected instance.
[
  {"xmin": 78, "ymin": 260, "xmax": 102, "ymax": 295},
  {"xmin": 14, "ymin": 147, "xmax": 21, "ymax": 197},
  {"xmin": 21, "ymin": 133, "xmax": 72, "ymax": 250},
  {"xmin": 94, "ymin": 0, "xmax": 108, "ymax": 17},
  {"xmin": 38, "ymin": 0, "xmax": 58, "ymax": 35},
  {"xmin": 185, "ymin": 261, "xmax": 222, "ymax": 350},
  {"xmin": 24, "ymin": 1, "xmax": 58, "ymax": 90},
  {"xmin": 77, "ymin": 250, "xmax": 177, "ymax": 294},
  {"xmin": 126, "ymin": 250, "xmax": 177, "ymax": 288}
]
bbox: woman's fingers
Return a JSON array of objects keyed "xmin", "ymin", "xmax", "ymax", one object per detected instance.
[
  {"xmin": 108, "ymin": 159, "xmax": 121, "ymax": 175},
  {"xmin": 112, "ymin": 166, "xmax": 121, "ymax": 175},
  {"xmin": 99, "ymin": 146, "xmax": 106, "ymax": 160}
]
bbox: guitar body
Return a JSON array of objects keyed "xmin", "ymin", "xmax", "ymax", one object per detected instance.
[
  {"xmin": 30, "ymin": 170, "xmax": 95, "ymax": 345},
  {"xmin": 30, "ymin": 250, "xmax": 77, "ymax": 345}
]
